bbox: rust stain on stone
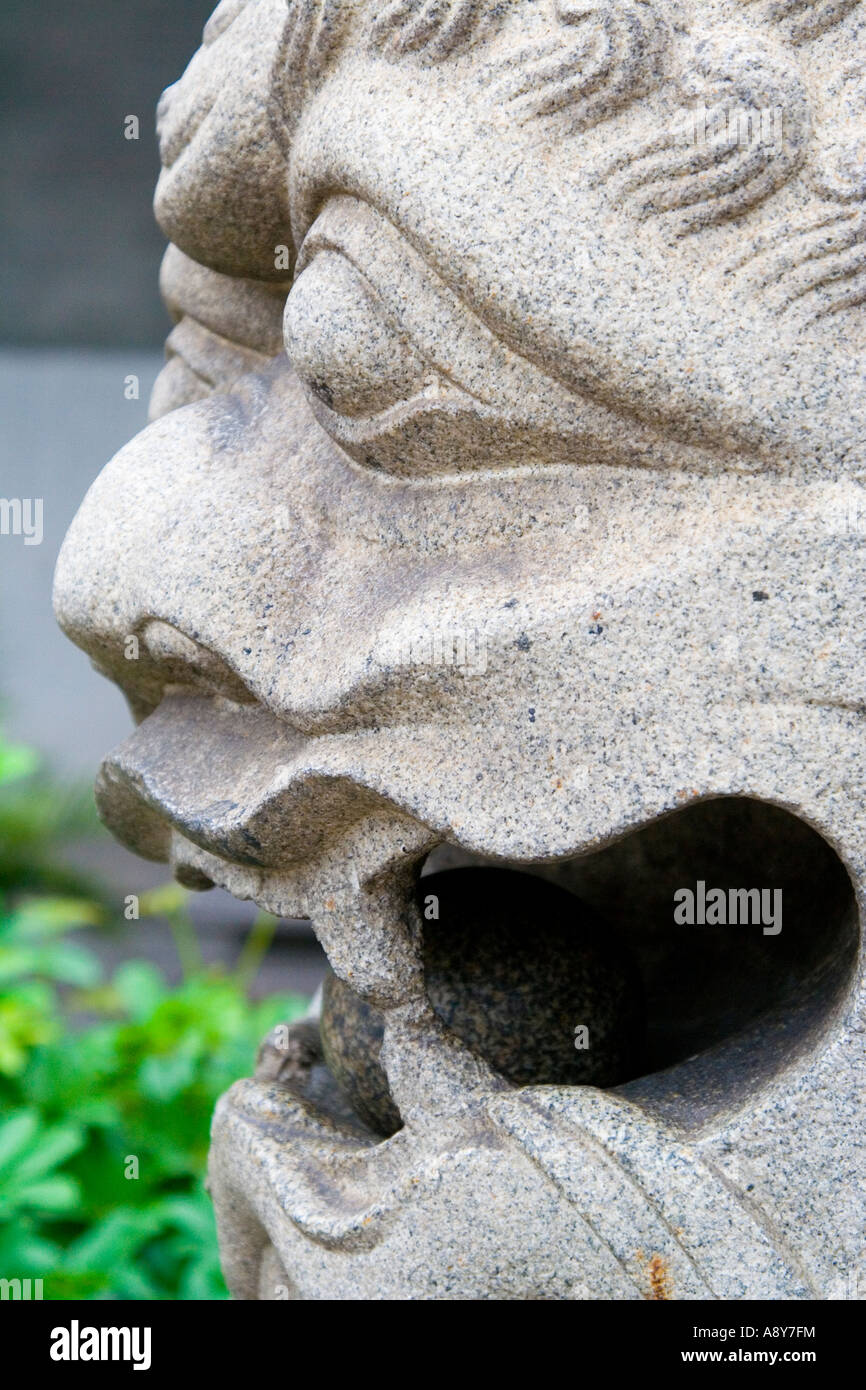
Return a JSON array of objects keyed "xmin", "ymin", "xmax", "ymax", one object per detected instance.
[{"xmin": 647, "ymin": 1253, "xmax": 673, "ymax": 1301}]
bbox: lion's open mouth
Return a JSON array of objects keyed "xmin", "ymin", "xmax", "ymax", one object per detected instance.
[
  {"xmin": 95, "ymin": 686, "xmax": 858, "ymax": 1139},
  {"xmin": 309, "ymin": 802, "xmax": 857, "ymax": 1139},
  {"xmin": 203, "ymin": 788, "xmax": 856, "ymax": 1302}
]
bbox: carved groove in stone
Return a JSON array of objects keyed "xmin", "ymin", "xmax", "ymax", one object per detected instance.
[
  {"xmin": 595, "ymin": 35, "xmax": 811, "ymax": 235},
  {"xmin": 740, "ymin": 0, "xmax": 862, "ymax": 43},
  {"xmin": 369, "ymin": 0, "xmax": 502, "ymax": 62},
  {"xmin": 492, "ymin": 0, "xmax": 670, "ymax": 129}
]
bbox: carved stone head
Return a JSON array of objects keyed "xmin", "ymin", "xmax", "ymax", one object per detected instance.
[{"xmin": 55, "ymin": 0, "xmax": 866, "ymax": 1299}]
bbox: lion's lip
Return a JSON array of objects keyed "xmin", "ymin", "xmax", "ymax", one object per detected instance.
[{"xmin": 95, "ymin": 693, "xmax": 347, "ymax": 872}]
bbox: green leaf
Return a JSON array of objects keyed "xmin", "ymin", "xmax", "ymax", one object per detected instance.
[
  {"xmin": 0, "ymin": 739, "xmax": 39, "ymax": 786},
  {"xmin": 6, "ymin": 896, "xmax": 104, "ymax": 938},
  {"xmin": 113, "ymin": 961, "xmax": 166, "ymax": 1020},
  {"xmin": 0, "ymin": 942, "xmax": 101, "ymax": 986},
  {"xmin": 0, "ymin": 945, "xmax": 44, "ymax": 982},
  {"xmin": 138, "ymin": 884, "xmax": 190, "ymax": 919},
  {"xmin": 0, "ymin": 985, "xmax": 58, "ymax": 1074},
  {"xmin": 13, "ymin": 1121, "xmax": 85, "ymax": 1184},
  {"xmin": 15, "ymin": 1174, "xmax": 81, "ymax": 1214},
  {"xmin": 0, "ymin": 1220, "xmax": 64, "ymax": 1275},
  {"xmin": 138, "ymin": 1052, "xmax": 197, "ymax": 1102},
  {"xmin": 63, "ymin": 1206, "xmax": 172, "ymax": 1272},
  {"xmin": 0, "ymin": 1110, "xmax": 39, "ymax": 1171}
]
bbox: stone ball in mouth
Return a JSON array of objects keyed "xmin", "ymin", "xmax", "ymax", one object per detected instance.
[{"xmin": 320, "ymin": 867, "xmax": 646, "ymax": 1137}]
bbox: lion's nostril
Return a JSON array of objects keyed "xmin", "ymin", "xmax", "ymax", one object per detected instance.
[
  {"xmin": 140, "ymin": 620, "xmax": 258, "ymax": 704},
  {"xmin": 142, "ymin": 622, "xmax": 204, "ymax": 667}
]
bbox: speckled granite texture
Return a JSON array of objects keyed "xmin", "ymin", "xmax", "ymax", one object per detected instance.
[{"xmin": 55, "ymin": 0, "xmax": 865, "ymax": 1299}]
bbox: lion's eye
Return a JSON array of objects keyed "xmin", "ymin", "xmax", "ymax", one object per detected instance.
[{"xmin": 283, "ymin": 252, "xmax": 429, "ymax": 417}]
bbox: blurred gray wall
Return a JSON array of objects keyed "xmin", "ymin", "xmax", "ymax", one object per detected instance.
[
  {"xmin": 0, "ymin": 4, "xmax": 326, "ymax": 991},
  {"xmin": 1, "ymin": 1, "xmax": 217, "ymax": 775},
  {"xmin": 1, "ymin": 0, "xmax": 214, "ymax": 345}
]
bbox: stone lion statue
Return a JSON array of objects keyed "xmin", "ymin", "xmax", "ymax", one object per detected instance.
[{"xmin": 55, "ymin": 0, "xmax": 865, "ymax": 1299}]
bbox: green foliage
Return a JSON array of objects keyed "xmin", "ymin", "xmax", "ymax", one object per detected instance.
[
  {"xmin": 0, "ymin": 732, "xmax": 308, "ymax": 1299},
  {"xmin": 0, "ymin": 735, "xmax": 104, "ymax": 898}
]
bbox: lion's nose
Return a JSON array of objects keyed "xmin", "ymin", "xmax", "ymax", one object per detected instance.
[
  {"xmin": 53, "ymin": 361, "xmax": 292, "ymax": 719},
  {"xmin": 136, "ymin": 621, "xmax": 257, "ymax": 705},
  {"xmin": 53, "ymin": 353, "xmax": 337, "ymax": 745}
]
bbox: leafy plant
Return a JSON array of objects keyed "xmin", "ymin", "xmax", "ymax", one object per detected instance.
[
  {"xmin": 0, "ymin": 731, "xmax": 308, "ymax": 1299},
  {"xmin": 0, "ymin": 735, "xmax": 103, "ymax": 898}
]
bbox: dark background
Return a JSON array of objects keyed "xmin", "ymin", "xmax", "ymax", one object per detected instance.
[{"xmin": 0, "ymin": 0, "xmax": 214, "ymax": 345}]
